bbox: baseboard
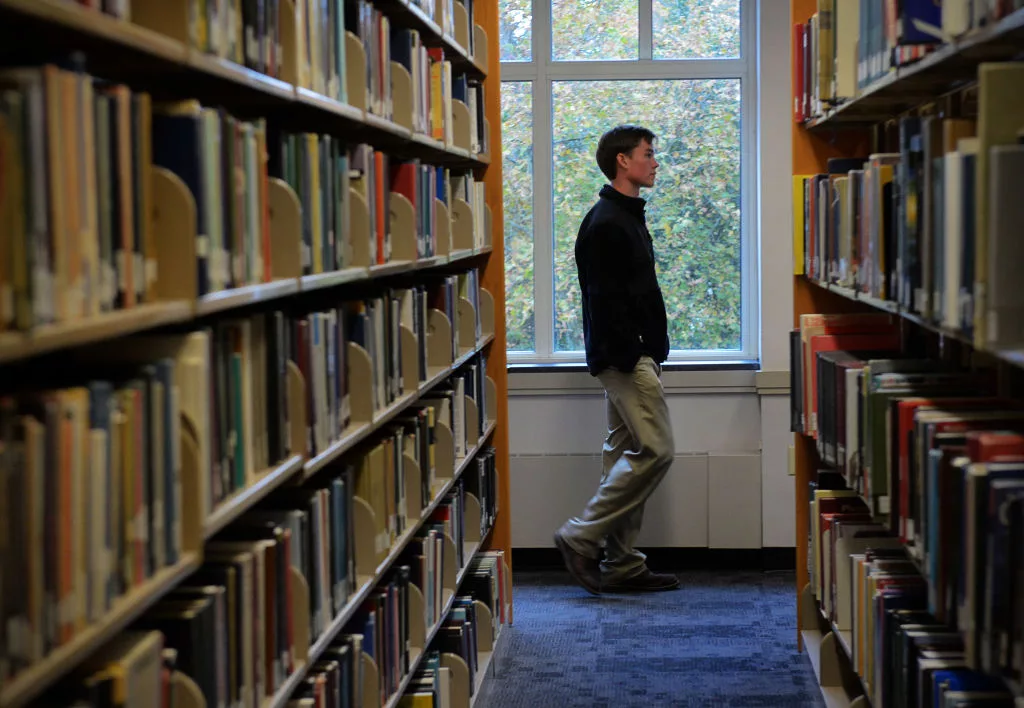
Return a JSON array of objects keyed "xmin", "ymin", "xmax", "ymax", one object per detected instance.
[{"xmin": 514, "ymin": 547, "xmax": 796, "ymax": 572}]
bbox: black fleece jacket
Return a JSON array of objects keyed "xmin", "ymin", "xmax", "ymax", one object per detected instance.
[{"xmin": 575, "ymin": 185, "xmax": 670, "ymax": 376}]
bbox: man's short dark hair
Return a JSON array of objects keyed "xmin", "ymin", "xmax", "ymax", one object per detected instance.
[{"xmin": 595, "ymin": 125, "xmax": 657, "ymax": 181}]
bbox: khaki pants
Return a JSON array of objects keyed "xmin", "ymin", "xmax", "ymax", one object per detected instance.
[{"xmin": 562, "ymin": 356, "xmax": 675, "ymax": 583}]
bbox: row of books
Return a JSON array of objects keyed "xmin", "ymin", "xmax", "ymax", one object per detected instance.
[
  {"xmin": 0, "ymin": 62, "xmax": 491, "ymax": 334},
  {"xmin": 810, "ymin": 470, "xmax": 1022, "ymax": 707},
  {"xmin": 0, "ymin": 365, "xmax": 185, "ymax": 680},
  {"xmin": 793, "ymin": 2, "xmax": 1024, "ymax": 123},
  {"xmin": 132, "ymin": 0, "xmax": 488, "ymax": 150},
  {"xmin": 797, "ymin": 313, "xmax": 1023, "ymax": 705},
  {"xmin": 30, "ymin": 438, "xmax": 500, "ymax": 707},
  {"xmin": 121, "ymin": 0, "xmax": 481, "ymax": 96},
  {"xmin": 285, "ymin": 551, "xmax": 507, "ymax": 708},
  {"xmin": 398, "ymin": 550, "xmax": 507, "ymax": 708},
  {"xmin": 282, "ymin": 632, "xmax": 368, "ymax": 708},
  {"xmin": 794, "ymin": 61, "xmax": 1024, "ymax": 348},
  {"xmin": 0, "ymin": 313, "xmax": 491, "ymax": 693}
]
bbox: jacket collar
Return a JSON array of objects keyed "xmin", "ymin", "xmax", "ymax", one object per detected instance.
[{"xmin": 599, "ymin": 184, "xmax": 647, "ymax": 221}]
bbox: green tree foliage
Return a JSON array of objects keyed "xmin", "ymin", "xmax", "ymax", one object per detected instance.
[
  {"xmin": 499, "ymin": 0, "xmax": 531, "ymax": 61},
  {"xmin": 653, "ymin": 0, "xmax": 740, "ymax": 59},
  {"xmin": 501, "ymin": 82, "xmax": 536, "ymax": 350},
  {"xmin": 500, "ymin": 0, "xmax": 743, "ymax": 354}
]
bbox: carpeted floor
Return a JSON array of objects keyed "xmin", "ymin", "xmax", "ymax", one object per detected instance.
[{"xmin": 479, "ymin": 569, "xmax": 824, "ymax": 708}]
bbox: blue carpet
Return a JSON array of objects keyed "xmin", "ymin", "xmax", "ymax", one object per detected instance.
[{"xmin": 480, "ymin": 569, "xmax": 824, "ymax": 708}]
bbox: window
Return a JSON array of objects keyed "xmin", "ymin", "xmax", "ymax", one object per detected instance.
[{"xmin": 500, "ymin": 0, "xmax": 757, "ymax": 363}]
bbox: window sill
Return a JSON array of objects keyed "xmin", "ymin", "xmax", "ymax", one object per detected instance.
[
  {"xmin": 508, "ymin": 360, "xmax": 761, "ymax": 374},
  {"xmin": 507, "ymin": 360, "xmax": 766, "ymax": 395}
]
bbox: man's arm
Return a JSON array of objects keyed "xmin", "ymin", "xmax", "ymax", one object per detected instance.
[{"xmin": 580, "ymin": 224, "xmax": 641, "ymax": 372}]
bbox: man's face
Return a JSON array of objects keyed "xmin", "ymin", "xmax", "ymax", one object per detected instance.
[{"xmin": 620, "ymin": 139, "xmax": 659, "ymax": 189}]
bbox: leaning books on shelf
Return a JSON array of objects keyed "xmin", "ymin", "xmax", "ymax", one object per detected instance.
[
  {"xmin": 793, "ymin": 1, "xmax": 1023, "ymax": 124},
  {"xmin": 0, "ymin": 362, "xmax": 190, "ymax": 680},
  {"xmin": 792, "ymin": 58, "xmax": 1024, "ymax": 349},
  {"xmin": 21, "ymin": 433, "xmax": 500, "ymax": 708},
  {"xmin": 398, "ymin": 549, "xmax": 508, "ymax": 708},
  {"xmin": 796, "ymin": 313, "xmax": 1024, "ymax": 707}
]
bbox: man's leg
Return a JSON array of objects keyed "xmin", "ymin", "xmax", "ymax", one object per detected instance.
[
  {"xmin": 598, "ymin": 393, "xmax": 648, "ymax": 583},
  {"xmin": 555, "ymin": 356, "xmax": 676, "ymax": 591}
]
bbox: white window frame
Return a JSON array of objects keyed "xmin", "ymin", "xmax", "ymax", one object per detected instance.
[{"xmin": 501, "ymin": 0, "xmax": 760, "ymax": 365}]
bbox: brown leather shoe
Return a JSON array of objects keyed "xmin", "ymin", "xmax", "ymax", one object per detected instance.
[
  {"xmin": 602, "ymin": 569, "xmax": 680, "ymax": 593},
  {"xmin": 553, "ymin": 530, "xmax": 602, "ymax": 595}
]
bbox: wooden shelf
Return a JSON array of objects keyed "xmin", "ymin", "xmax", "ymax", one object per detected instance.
[
  {"xmin": 302, "ymin": 334, "xmax": 494, "ymax": 479},
  {"xmin": 369, "ymin": 260, "xmax": 416, "ymax": 278},
  {"xmin": 294, "ymin": 86, "xmax": 365, "ymax": 122},
  {"xmin": 187, "ymin": 49, "xmax": 296, "ymax": 101},
  {"xmin": 806, "ymin": 8, "xmax": 1024, "ymax": 130},
  {"xmin": 195, "ymin": 280, "xmax": 301, "ymax": 317},
  {"xmin": 0, "ymin": 257, "xmax": 492, "ymax": 365},
  {"xmin": 470, "ymin": 623, "xmax": 506, "ymax": 708},
  {"xmin": 0, "ymin": 0, "xmax": 186, "ymax": 63},
  {"xmin": 0, "ymin": 553, "xmax": 202, "ymax": 708},
  {"xmin": 299, "ymin": 268, "xmax": 372, "ymax": 293},
  {"xmin": 0, "ymin": 301, "xmax": 194, "ymax": 365},
  {"xmin": 800, "ymin": 628, "xmax": 867, "ymax": 708},
  {"xmin": 381, "ymin": 592, "xmax": 458, "ymax": 708},
  {"xmin": 805, "ymin": 277, "xmax": 1024, "ymax": 369},
  {"xmin": 0, "ymin": 0, "xmax": 490, "ymax": 168},
  {"xmin": 272, "ymin": 425, "xmax": 496, "ymax": 708},
  {"xmin": 381, "ymin": 0, "xmax": 485, "ymax": 80},
  {"xmin": 203, "ymin": 455, "xmax": 305, "ymax": 539}
]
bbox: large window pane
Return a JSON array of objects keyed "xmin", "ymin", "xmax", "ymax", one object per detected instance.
[
  {"xmin": 551, "ymin": 79, "xmax": 742, "ymax": 353},
  {"xmin": 502, "ymin": 82, "xmax": 536, "ymax": 352},
  {"xmin": 551, "ymin": 0, "xmax": 638, "ymax": 62},
  {"xmin": 653, "ymin": 0, "xmax": 741, "ymax": 59},
  {"xmin": 500, "ymin": 0, "xmax": 531, "ymax": 62}
]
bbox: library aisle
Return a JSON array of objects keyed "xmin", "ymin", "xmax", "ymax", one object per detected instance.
[{"xmin": 481, "ymin": 570, "xmax": 824, "ymax": 708}]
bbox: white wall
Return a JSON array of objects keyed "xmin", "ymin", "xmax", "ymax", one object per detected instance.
[{"xmin": 506, "ymin": 1, "xmax": 795, "ymax": 549}]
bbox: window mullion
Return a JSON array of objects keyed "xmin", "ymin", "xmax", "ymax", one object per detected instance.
[
  {"xmin": 639, "ymin": 0, "xmax": 653, "ymax": 60},
  {"xmin": 533, "ymin": 75, "xmax": 555, "ymax": 360}
]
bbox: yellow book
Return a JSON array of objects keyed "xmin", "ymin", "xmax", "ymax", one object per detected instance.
[
  {"xmin": 80, "ymin": 74, "xmax": 101, "ymax": 318},
  {"xmin": 399, "ymin": 694, "xmax": 433, "ymax": 708},
  {"xmin": 195, "ymin": 0, "xmax": 209, "ymax": 52},
  {"xmin": 430, "ymin": 60, "xmax": 444, "ymax": 140}
]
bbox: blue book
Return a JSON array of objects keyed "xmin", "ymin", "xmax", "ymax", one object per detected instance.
[
  {"xmin": 152, "ymin": 102, "xmax": 208, "ymax": 296},
  {"xmin": 899, "ymin": 0, "xmax": 943, "ymax": 44}
]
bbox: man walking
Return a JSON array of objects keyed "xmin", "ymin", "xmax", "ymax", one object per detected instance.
[{"xmin": 553, "ymin": 125, "xmax": 679, "ymax": 595}]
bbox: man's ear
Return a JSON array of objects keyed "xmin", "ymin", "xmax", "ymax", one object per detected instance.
[{"xmin": 616, "ymin": 152, "xmax": 629, "ymax": 171}]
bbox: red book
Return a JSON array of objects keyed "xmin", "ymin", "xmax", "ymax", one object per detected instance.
[
  {"xmin": 807, "ymin": 331, "xmax": 902, "ymax": 437},
  {"xmin": 893, "ymin": 397, "xmax": 1008, "ymax": 542},
  {"xmin": 967, "ymin": 430, "xmax": 1024, "ymax": 463},
  {"xmin": 793, "ymin": 23, "xmax": 806, "ymax": 123}
]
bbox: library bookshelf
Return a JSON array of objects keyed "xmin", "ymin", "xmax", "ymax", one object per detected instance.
[
  {"xmin": 0, "ymin": 1, "xmax": 512, "ymax": 707},
  {"xmin": 792, "ymin": 2, "xmax": 1024, "ymax": 707}
]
